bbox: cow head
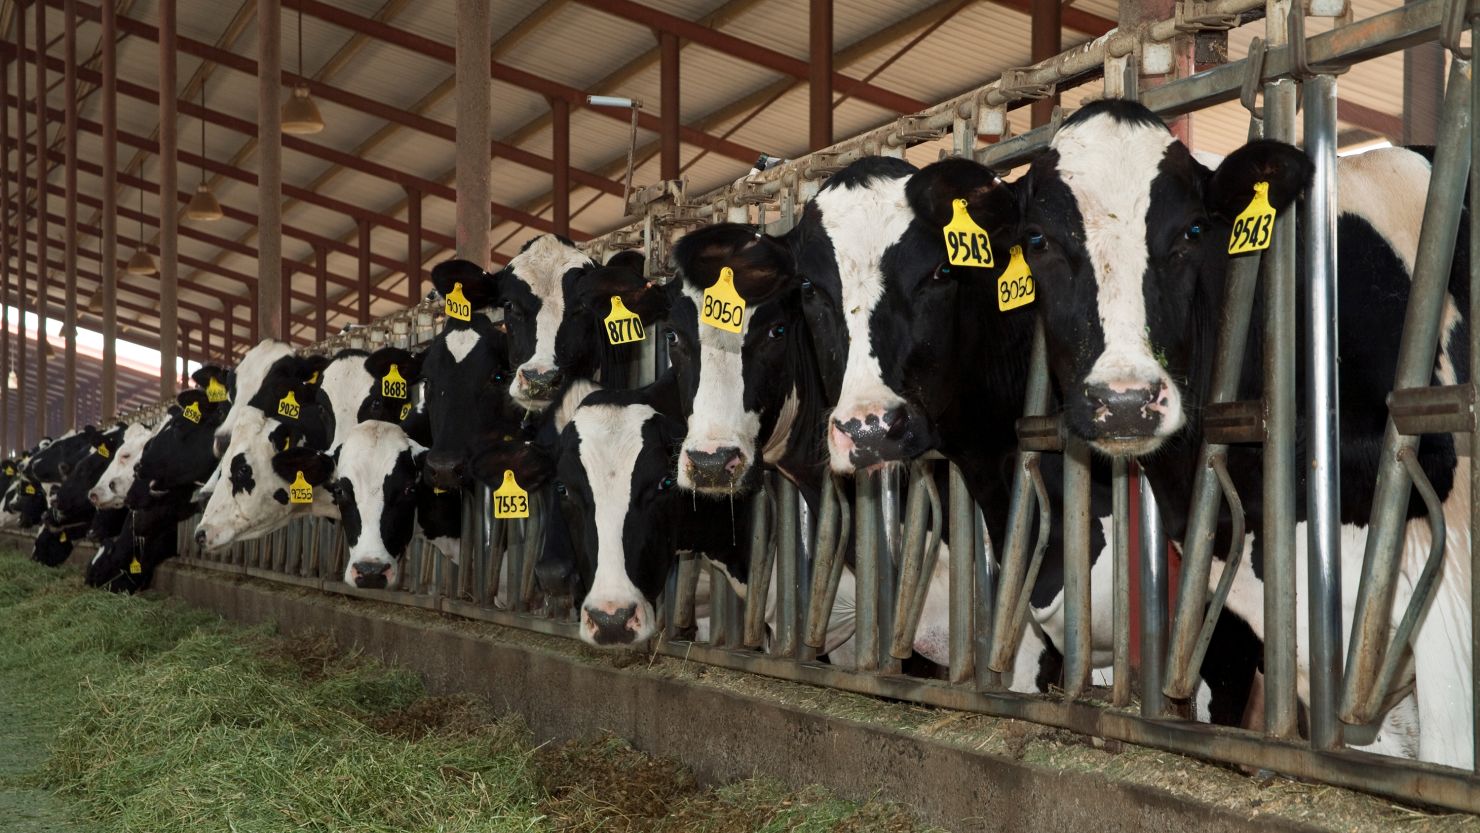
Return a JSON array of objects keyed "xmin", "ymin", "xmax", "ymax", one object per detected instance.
[
  {"xmin": 272, "ymin": 421, "xmax": 425, "ymax": 590},
  {"xmin": 423, "ymin": 259, "xmax": 517, "ymax": 490},
  {"xmin": 28, "ymin": 425, "xmax": 109, "ymax": 483},
  {"xmin": 964, "ymin": 100, "xmax": 1310, "ymax": 456},
  {"xmin": 0, "ymin": 473, "xmax": 47, "ymax": 528},
  {"xmin": 491, "ymin": 234, "xmax": 595, "ymax": 410},
  {"xmin": 51, "ymin": 424, "xmax": 126, "ymax": 525},
  {"xmin": 90, "ymin": 419, "xmax": 164, "ymax": 509},
  {"xmin": 356, "ymin": 346, "xmax": 425, "ymax": 427},
  {"xmin": 136, "ymin": 389, "xmax": 228, "ymax": 498},
  {"xmin": 194, "ymin": 409, "xmax": 316, "ymax": 549},
  {"xmin": 556, "ymin": 389, "xmax": 686, "ymax": 647},
  {"xmin": 214, "ymin": 340, "xmax": 293, "ymax": 456}
]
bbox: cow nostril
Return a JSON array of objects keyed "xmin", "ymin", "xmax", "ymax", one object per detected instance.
[
  {"xmin": 194, "ymin": 529, "xmax": 207, "ymax": 546},
  {"xmin": 881, "ymin": 406, "xmax": 912, "ymax": 439},
  {"xmin": 583, "ymin": 603, "xmax": 640, "ymax": 644}
]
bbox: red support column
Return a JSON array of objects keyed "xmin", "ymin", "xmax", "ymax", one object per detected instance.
[
  {"xmin": 1030, "ymin": 0, "xmax": 1060, "ymax": 127},
  {"xmin": 405, "ymin": 186, "xmax": 422, "ymax": 302},
  {"xmin": 16, "ymin": 6, "xmax": 29, "ymax": 449},
  {"xmin": 157, "ymin": 0, "xmax": 179, "ymax": 399},
  {"xmin": 357, "ymin": 220, "xmax": 372, "ymax": 324},
  {"xmin": 100, "ymin": 0, "xmax": 118, "ymax": 418},
  {"xmin": 551, "ymin": 98, "xmax": 570, "ymax": 236},
  {"xmin": 315, "ymin": 244, "xmax": 328, "ymax": 341},
  {"xmin": 809, "ymin": 0, "xmax": 832, "ymax": 151},
  {"xmin": 34, "ymin": 0, "xmax": 48, "ymax": 441},
  {"xmin": 1, "ymin": 57, "xmax": 11, "ymax": 453},
  {"xmin": 224, "ymin": 301, "xmax": 235, "ymax": 360},
  {"xmin": 63, "ymin": 0, "xmax": 79, "ymax": 429},
  {"xmin": 659, "ymin": 31, "xmax": 679, "ymax": 180}
]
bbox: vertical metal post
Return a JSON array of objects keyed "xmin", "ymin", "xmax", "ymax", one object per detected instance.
[
  {"xmin": 776, "ymin": 478, "xmax": 800, "ymax": 657},
  {"xmin": 1303, "ymin": 72, "xmax": 1343, "ymax": 751},
  {"xmin": 455, "ymin": 0, "xmax": 491, "ymax": 262},
  {"xmin": 1062, "ymin": 435, "xmax": 1093, "ymax": 699},
  {"xmin": 315, "ymin": 245, "xmax": 328, "ymax": 342},
  {"xmin": 62, "ymin": 0, "xmax": 78, "ymax": 430},
  {"xmin": 101, "ymin": 0, "xmax": 117, "ymax": 419},
  {"xmin": 1, "ymin": 56, "xmax": 11, "ymax": 453},
  {"xmin": 1030, "ymin": 0, "xmax": 1060, "ymax": 126},
  {"xmin": 1260, "ymin": 1, "xmax": 1300, "ymax": 735},
  {"xmin": 948, "ymin": 462, "xmax": 975, "ymax": 684},
  {"xmin": 659, "ymin": 32, "xmax": 680, "ymax": 180},
  {"xmin": 1139, "ymin": 469, "xmax": 1168, "ymax": 718},
  {"xmin": 281, "ymin": 261, "xmax": 293, "ymax": 342},
  {"xmin": 158, "ymin": 0, "xmax": 179, "ymax": 399},
  {"xmin": 358, "ymin": 220, "xmax": 372, "ymax": 323},
  {"xmin": 33, "ymin": 0, "xmax": 47, "ymax": 442},
  {"xmin": 809, "ymin": 0, "xmax": 832, "ymax": 151},
  {"xmin": 1471, "ymin": 13, "xmax": 1480, "ymax": 770},
  {"xmin": 551, "ymin": 98, "xmax": 570, "ymax": 236},
  {"xmin": 405, "ymin": 186, "xmax": 422, "ymax": 303},
  {"xmin": 1112, "ymin": 457, "xmax": 1131, "ymax": 707},
  {"xmin": 15, "ymin": 9, "xmax": 28, "ymax": 448},
  {"xmin": 258, "ymin": 0, "xmax": 283, "ymax": 340}
]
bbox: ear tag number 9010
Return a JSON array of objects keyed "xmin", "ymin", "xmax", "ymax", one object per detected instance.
[
  {"xmin": 1227, "ymin": 181, "xmax": 1276, "ymax": 255},
  {"xmin": 605, "ymin": 296, "xmax": 646, "ymax": 345},
  {"xmin": 493, "ymin": 469, "xmax": 530, "ymax": 519},
  {"xmin": 445, "ymin": 282, "xmax": 473, "ymax": 321},
  {"xmin": 700, "ymin": 267, "xmax": 746, "ymax": 333},
  {"xmin": 943, "ymin": 198, "xmax": 994, "ymax": 268}
]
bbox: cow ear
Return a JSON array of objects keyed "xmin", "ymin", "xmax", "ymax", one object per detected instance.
[
  {"xmin": 191, "ymin": 364, "xmax": 227, "ymax": 390},
  {"xmin": 177, "ymin": 389, "xmax": 209, "ymax": 410},
  {"xmin": 575, "ymin": 262, "xmax": 669, "ymax": 324},
  {"xmin": 673, "ymin": 223, "xmax": 795, "ymax": 303},
  {"xmin": 604, "ymin": 249, "xmax": 646, "ymax": 276},
  {"xmin": 1206, "ymin": 139, "xmax": 1312, "ymax": 221},
  {"xmin": 906, "ymin": 157, "xmax": 1017, "ymax": 236},
  {"xmin": 431, "ymin": 258, "xmax": 498, "ymax": 311},
  {"xmin": 297, "ymin": 354, "xmax": 332, "ymax": 382},
  {"xmin": 365, "ymin": 347, "xmax": 423, "ymax": 384},
  {"xmin": 270, "ymin": 447, "xmax": 334, "ymax": 486}
]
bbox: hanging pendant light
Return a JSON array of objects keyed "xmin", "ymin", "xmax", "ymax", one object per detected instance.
[
  {"xmin": 6, "ymin": 368, "xmax": 16, "ymax": 390},
  {"xmin": 186, "ymin": 86, "xmax": 224, "ymax": 221},
  {"xmin": 281, "ymin": 1, "xmax": 325, "ymax": 135},
  {"xmin": 126, "ymin": 187, "xmax": 158, "ymax": 276}
]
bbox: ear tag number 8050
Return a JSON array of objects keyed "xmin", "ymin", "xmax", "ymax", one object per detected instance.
[
  {"xmin": 998, "ymin": 245, "xmax": 1036, "ymax": 312},
  {"xmin": 381, "ymin": 364, "xmax": 408, "ymax": 399},
  {"xmin": 493, "ymin": 469, "xmax": 530, "ymax": 519},
  {"xmin": 943, "ymin": 198, "xmax": 994, "ymax": 268},
  {"xmin": 288, "ymin": 471, "xmax": 314, "ymax": 505},
  {"xmin": 445, "ymin": 281, "xmax": 473, "ymax": 321},
  {"xmin": 605, "ymin": 296, "xmax": 646, "ymax": 345},
  {"xmin": 1228, "ymin": 181, "xmax": 1276, "ymax": 255},
  {"xmin": 277, "ymin": 390, "xmax": 301, "ymax": 420},
  {"xmin": 700, "ymin": 267, "xmax": 746, "ymax": 333}
]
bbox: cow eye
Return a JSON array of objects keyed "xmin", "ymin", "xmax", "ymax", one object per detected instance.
[
  {"xmin": 554, "ymin": 480, "xmax": 567, "ymax": 496},
  {"xmin": 664, "ymin": 330, "xmax": 678, "ymax": 346},
  {"xmin": 933, "ymin": 263, "xmax": 952, "ymax": 281},
  {"xmin": 768, "ymin": 323, "xmax": 786, "ymax": 339},
  {"xmin": 1185, "ymin": 223, "xmax": 1202, "ymax": 241},
  {"xmin": 658, "ymin": 475, "xmax": 675, "ymax": 492},
  {"xmin": 800, "ymin": 279, "xmax": 814, "ymax": 296},
  {"xmin": 1027, "ymin": 231, "xmax": 1047, "ymax": 251}
]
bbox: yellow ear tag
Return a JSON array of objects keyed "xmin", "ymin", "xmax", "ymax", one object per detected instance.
[
  {"xmin": 1227, "ymin": 181, "xmax": 1276, "ymax": 255},
  {"xmin": 492, "ymin": 469, "xmax": 529, "ymax": 519},
  {"xmin": 432, "ymin": 486, "xmax": 447, "ymax": 495},
  {"xmin": 128, "ymin": 557, "xmax": 142, "ymax": 575},
  {"xmin": 4, "ymin": 466, "xmax": 14, "ymax": 476},
  {"xmin": 307, "ymin": 371, "xmax": 320, "ymax": 385},
  {"xmin": 381, "ymin": 364, "xmax": 409, "ymax": 399},
  {"xmin": 24, "ymin": 484, "xmax": 35, "ymax": 495},
  {"xmin": 700, "ymin": 267, "xmax": 746, "ymax": 333},
  {"xmin": 58, "ymin": 532, "xmax": 66, "ymax": 543},
  {"xmin": 943, "ymin": 198, "xmax": 994, "ymax": 268},
  {"xmin": 97, "ymin": 444, "xmax": 110, "ymax": 459},
  {"xmin": 288, "ymin": 471, "xmax": 314, "ymax": 505},
  {"xmin": 445, "ymin": 282, "xmax": 473, "ymax": 321},
  {"xmin": 277, "ymin": 390, "xmax": 301, "ymax": 420},
  {"xmin": 997, "ymin": 245, "xmax": 1036, "ymax": 312},
  {"xmin": 604, "ymin": 296, "xmax": 646, "ymax": 345},
  {"xmin": 206, "ymin": 377, "xmax": 229, "ymax": 403},
  {"xmin": 182, "ymin": 401, "xmax": 202, "ymax": 424},
  {"xmin": 399, "ymin": 401, "xmax": 413, "ymax": 421}
]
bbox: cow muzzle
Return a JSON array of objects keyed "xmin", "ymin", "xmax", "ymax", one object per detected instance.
[
  {"xmin": 1076, "ymin": 378, "xmax": 1179, "ymax": 456},
  {"xmin": 423, "ymin": 450, "xmax": 466, "ymax": 491},
  {"xmin": 513, "ymin": 365, "xmax": 564, "ymax": 407},
  {"xmin": 580, "ymin": 598, "xmax": 653, "ymax": 647},
  {"xmin": 829, "ymin": 403, "xmax": 929, "ymax": 472},
  {"xmin": 680, "ymin": 445, "xmax": 747, "ymax": 492},
  {"xmin": 348, "ymin": 559, "xmax": 396, "ymax": 590}
]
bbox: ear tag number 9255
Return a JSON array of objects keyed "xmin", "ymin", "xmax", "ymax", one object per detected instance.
[
  {"xmin": 1228, "ymin": 181, "xmax": 1276, "ymax": 255},
  {"xmin": 493, "ymin": 470, "xmax": 529, "ymax": 519},
  {"xmin": 445, "ymin": 282, "xmax": 473, "ymax": 321},
  {"xmin": 700, "ymin": 267, "xmax": 746, "ymax": 333},
  {"xmin": 605, "ymin": 296, "xmax": 646, "ymax": 345},
  {"xmin": 943, "ymin": 198, "xmax": 994, "ymax": 268},
  {"xmin": 288, "ymin": 471, "xmax": 315, "ymax": 505},
  {"xmin": 381, "ymin": 364, "xmax": 408, "ymax": 399},
  {"xmin": 997, "ymin": 245, "xmax": 1035, "ymax": 312}
]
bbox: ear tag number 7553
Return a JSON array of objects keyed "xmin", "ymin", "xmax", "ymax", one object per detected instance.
[
  {"xmin": 700, "ymin": 267, "xmax": 746, "ymax": 333},
  {"xmin": 493, "ymin": 470, "xmax": 530, "ymax": 519},
  {"xmin": 943, "ymin": 198, "xmax": 994, "ymax": 268},
  {"xmin": 1228, "ymin": 181, "xmax": 1276, "ymax": 255},
  {"xmin": 604, "ymin": 296, "xmax": 646, "ymax": 345}
]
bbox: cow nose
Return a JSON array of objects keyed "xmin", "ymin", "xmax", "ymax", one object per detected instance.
[
  {"xmin": 423, "ymin": 451, "xmax": 465, "ymax": 490},
  {"xmin": 831, "ymin": 405, "xmax": 921, "ymax": 468},
  {"xmin": 88, "ymin": 489, "xmax": 102, "ymax": 506},
  {"xmin": 582, "ymin": 602, "xmax": 641, "ymax": 646},
  {"xmin": 194, "ymin": 528, "xmax": 207, "ymax": 546},
  {"xmin": 351, "ymin": 560, "xmax": 391, "ymax": 590},
  {"xmin": 684, "ymin": 446, "xmax": 745, "ymax": 489},
  {"xmin": 518, "ymin": 367, "xmax": 564, "ymax": 398},
  {"xmin": 1085, "ymin": 381, "xmax": 1167, "ymax": 438}
]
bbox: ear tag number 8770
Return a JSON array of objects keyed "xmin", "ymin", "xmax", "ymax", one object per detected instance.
[
  {"xmin": 381, "ymin": 364, "xmax": 408, "ymax": 399},
  {"xmin": 1227, "ymin": 181, "xmax": 1276, "ymax": 255},
  {"xmin": 943, "ymin": 198, "xmax": 994, "ymax": 268},
  {"xmin": 700, "ymin": 267, "xmax": 746, "ymax": 333},
  {"xmin": 604, "ymin": 296, "xmax": 646, "ymax": 345},
  {"xmin": 493, "ymin": 469, "xmax": 530, "ymax": 519}
]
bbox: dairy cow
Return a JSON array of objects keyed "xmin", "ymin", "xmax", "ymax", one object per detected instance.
[{"xmin": 961, "ymin": 99, "xmax": 1446, "ymax": 761}]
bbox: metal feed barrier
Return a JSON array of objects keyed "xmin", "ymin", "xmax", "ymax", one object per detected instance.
[{"xmin": 167, "ymin": 0, "xmax": 1480, "ymax": 812}]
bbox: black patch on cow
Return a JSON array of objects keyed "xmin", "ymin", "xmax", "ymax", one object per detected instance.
[{"xmin": 228, "ymin": 453, "xmax": 255, "ymax": 496}]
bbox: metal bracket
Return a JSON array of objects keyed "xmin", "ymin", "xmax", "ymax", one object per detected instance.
[
  {"xmin": 1239, "ymin": 36, "xmax": 1267, "ymax": 120},
  {"xmin": 1174, "ymin": 0, "xmax": 1241, "ymax": 31},
  {"xmin": 886, "ymin": 116, "xmax": 946, "ymax": 149},
  {"xmin": 1016, "ymin": 415, "xmax": 1063, "ymax": 452},
  {"xmin": 998, "ymin": 68, "xmax": 1056, "ymax": 104},
  {"xmin": 1287, "ymin": 9, "xmax": 1349, "ymax": 79},
  {"xmin": 1388, "ymin": 384, "xmax": 1474, "ymax": 436},
  {"xmin": 1441, "ymin": 0, "xmax": 1472, "ymax": 60},
  {"xmin": 1204, "ymin": 400, "xmax": 1264, "ymax": 445}
]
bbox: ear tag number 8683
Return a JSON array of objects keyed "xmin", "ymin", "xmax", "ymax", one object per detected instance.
[
  {"xmin": 493, "ymin": 469, "xmax": 530, "ymax": 519},
  {"xmin": 943, "ymin": 198, "xmax": 994, "ymax": 268},
  {"xmin": 381, "ymin": 364, "xmax": 408, "ymax": 399},
  {"xmin": 605, "ymin": 296, "xmax": 646, "ymax": 345},
  {"xmin": 1227, "ymin": 181, "xmax": 1276, "ymax": 255}
]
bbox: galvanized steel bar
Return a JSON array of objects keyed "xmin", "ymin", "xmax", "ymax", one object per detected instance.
[
  {"xmin": 775, "ymin": 477, "xmax": 801, "ymax": 657},
  {"xmin": 1471, "ymin": 13, "xmax": 1480, "ymax": 771},
  {"xmin": 1111, "ymin": 457, "xmax": 1131, "ymax": 707},
  {"xmin": 855, "ymin": 471, "xmax": 883, "ymax": 670},
  {"xmin": 948, "ymin": 463, "xmax": 974, "ymax": 684},
  {"xmin": 1343, "ymin": 57, "xmax": 1473, "ymax": 727},
  {"xmin": 1062, "ymin": 437, "xmax": 1092, "ymax": 699},
  {"xmin": 804, "ymin": 474, "xmax": 849, "ymax": 649},
  {"xmin": 743, "ymin": 481, "xmax": 774, "ymax": 648},
  {"xmin": 1303, "ymin": 71, "xmax": 1344, "ymax": 751},
  {"xmin": 1139, "ymin": 469, "xmax": 1168, "ymax": 719}
]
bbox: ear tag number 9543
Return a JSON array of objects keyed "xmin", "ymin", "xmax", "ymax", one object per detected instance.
[
  {"xmin": 605, "ymin": 296, "xmax": 646, "ymax": 345},
  {"xmin": 381, "ymin": 364, "xmax": 408, "ymax": 399},
  {"xmin": 943, "ymin": 198, "xmax": 994, "ymax": 268},
  {"xmin": 445, "ymin": 282, "xmax": 473, "ymax": 321},
  {"xmin": 700, "ymin": 267, "xmax": 746, "ymax": 333},
  {"xmin": 288, "ymin": 471, "xmax": 315, "ymax": 505},
  {"xmin": 1228, "ymin": 181, "xmax": 1276, "ymax": 255},
  {"xmin": 997, "ymin": 245, "xmax": 1035, "ymax": 312},
  {"xmin": 493, "ymin": 469, "xmax": 529, "ymax": 519}
]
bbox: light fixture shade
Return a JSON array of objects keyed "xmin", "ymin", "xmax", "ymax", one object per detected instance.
[
  {"xmin": 84, "ymin": 292, "xmax": 103, "ymax": 313},
  {"xmin": 281, "ymin": 85, "xmax": 325, "ymax": 135},
  {"xmin": 186, "ymin": 182, "xmax": 224, "ymax": 221},
  {"xmin": 126, "ymin": 247, "xmax": 158, "ymax": 276},
  {"xmin": 6, "ymin": 370, "xmax": 17, "ymax": 390}
]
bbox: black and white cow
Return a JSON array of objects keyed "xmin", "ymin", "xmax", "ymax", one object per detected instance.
[
  {"xmin": 132, "ymin": 390, "xmax": 229, "ymax": 499},
  {"xmin": 89, "ymin": 419, "xmax": 164, "ymax": 508},
  {"xmin": 963, "ymin": 99, "xmax": 1443, "ymax": 761},
  {"xmin": 27, "ymin": 425, "xmax": 115, "ymax": 484},
  {"xmin": 49, "ymin": 424, "xmax": 127, "ymax": 533},
  {"xmin": 0, "ymin": 470, "xmax": 46, "ymax": 528}
]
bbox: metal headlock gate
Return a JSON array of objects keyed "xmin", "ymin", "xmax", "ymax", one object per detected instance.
[{"xmin": 157, "ymin": 0, "xmax": 1480, "ymax": 812}]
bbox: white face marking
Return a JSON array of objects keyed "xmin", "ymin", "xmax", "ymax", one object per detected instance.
[
  {"xmin": 507, "ymin": 235, "xmax": 593, "ymax": 410},
  {"xmin": 319, "ymin": 355, "xmax": 375, "ymax": 451},
  {"xmin": 335, "ymin": 421, "xmax": 422, "ymax": 587},
  {"xmin": 442, "ymin": 328, "xmax": 481, "ymax": 364},
  {"xmin": 215, "ymin": 340, "xmax": 293, "ymax": 447},
  {"xmin": 552, "ymin": 377, "xmax": 600, "ymax": 435},
  {"xmin": 1051, "ymin": 113, "xmax": 1183, "ymax": 439},
  {"xmin": 196, "ymin": 410, "xmax": 334, "ymax": 550},
  {"xmin": 572, "ymin": 403, "xmax": 659, "ymax": 646},
  {"xmin": 679, "ymin": 283, "xmax": 761, "ymax": 492},
  {"xmin": 91, "ymin": 421, "xmax": 160, "ymax": 508},
  {"xmin": 813, "ymin": 173, "xmax": 915, "ymax": 473}
]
